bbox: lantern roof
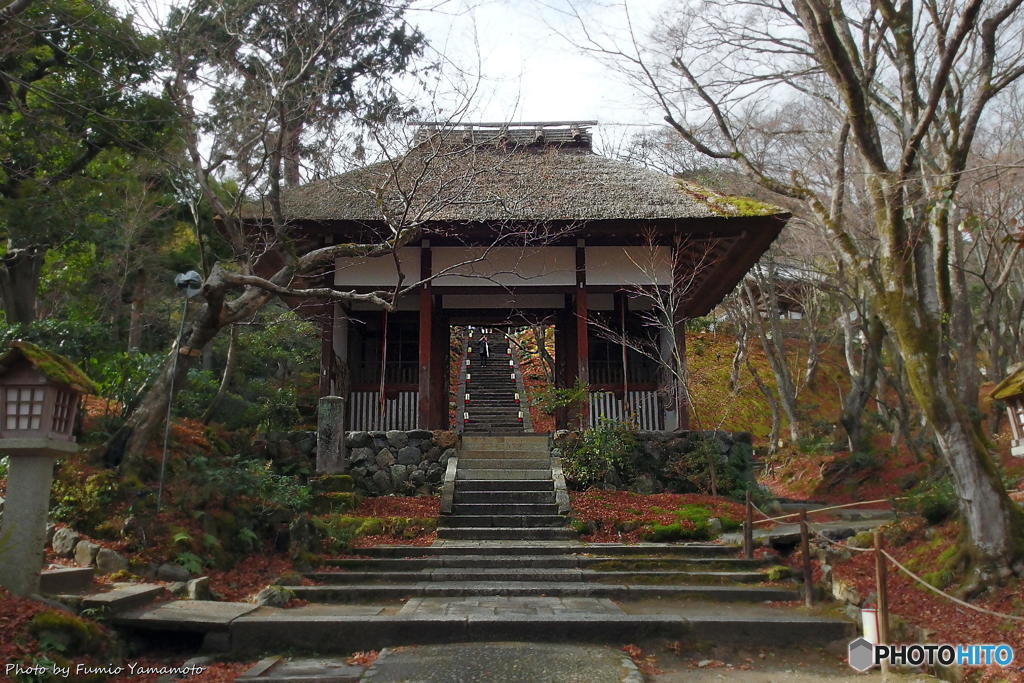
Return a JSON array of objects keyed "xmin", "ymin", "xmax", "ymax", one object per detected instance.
[
  {"xmin": 993, "ymin": 363, "xmax": 1024, "ymax": 401},
  {"xmin": 0, "ymin": 341, "xmax": 98, "ymax": 394}
]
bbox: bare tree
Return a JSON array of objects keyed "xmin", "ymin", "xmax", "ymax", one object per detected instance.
[{"xmin": 562, "ymin": 0, "xmax": 1024, "ymax": 582}]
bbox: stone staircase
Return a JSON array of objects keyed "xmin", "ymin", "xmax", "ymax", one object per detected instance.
[
  {"xmin": 463, "ymin": 332, "xmax": 524, "ymax": 434},
  {"xmin": 438, "ymin": 435, "xmax": 575, "ymax": 541}
]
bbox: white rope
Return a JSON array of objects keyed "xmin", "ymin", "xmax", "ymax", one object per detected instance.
[
  {"xmin": 806, "ymin": 522, "xmax": 873, "ymax": 553},
  {"xmin": 881, "ymin": 550, "xmax": 1024, "ymax": 623},
  {"xmin": 753, "ymin": 497, "xmax": 902, "ymax": 526}
]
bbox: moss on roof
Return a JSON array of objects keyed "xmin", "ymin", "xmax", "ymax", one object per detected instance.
[
  {"xmin": 676, "ymin": 181, "xmax": 782, "ymax": 217},
  {"xmin": 992, "ymin": 363, "xmax": 1024, "ymax": 401},
  {"xmin": 0, "ymin": 341, "xmax": 98, "ymax": 394}
]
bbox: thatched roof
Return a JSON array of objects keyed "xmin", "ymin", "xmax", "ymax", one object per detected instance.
[
  {"xmin": 243, "ymin": 134, "xmax": 784, "ymax": 225},
  {"xmin": 0, "ymin": 341, "xmax": 98, "ymax": 394},
  {"xmin": 993, "ymin": 362, "xmax": 1024, "ymax": 401}
]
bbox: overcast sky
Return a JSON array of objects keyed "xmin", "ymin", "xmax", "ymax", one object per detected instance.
[{"xmin": 407, "ymin": 0, "xmax": 665, "ymax": 133}]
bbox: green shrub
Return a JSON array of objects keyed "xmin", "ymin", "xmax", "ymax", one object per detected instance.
[
  {"xmin": 562, "ymin": 419, "xmax": 638, "ymax": 489},
  {"xmin": 641, "ymin": 521, "xmax": 711, "ymax": 542},
  {"xmin": 899, "ymin": 478, "xmax": 957, "ymax": 525},
  {"xmin": 765, "ymin": 565, "xmax": 792, "ymax": 581},
  {"xmin": 532, "ymin": 379, "xmax": 587, "ymax": 416},
  {"xmin": 28, "ymin": 610, "xmax": 106, "ymax": 656}
]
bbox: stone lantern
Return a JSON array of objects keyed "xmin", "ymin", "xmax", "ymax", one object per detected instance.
[
  {"xmin": 0, "ymin": 341, "xmax": 96, "ymax": 595},
  {"xmin": 992, "ymin": 362, "xmax": 1024, "ymax": 458}
]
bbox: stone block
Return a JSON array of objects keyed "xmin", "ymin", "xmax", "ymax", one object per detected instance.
[
  {"xmin": 408, "ymin": 429, "xmax": 433, "ymax": 440},
  {"xmin": 157, "ymin": 562, "xmax": 191, "ymax": 582},
  {"xmin": 95, "ymin": 548, "xmax": 128, "ymax": 574},
  {"xmin": 350, "ymin": 447, "xmax": 374, "ymax": 465},
  {"xmin": 376, "ymin": 449, "xmax": 396, "ymax": 469},
  {"xmin": 52, "ymin": 527, "xmax": 80, "ymax": 557},
  {"xmin": 372, "ymin": 469, "xmax": 393, "ymax": 494},
  {"xmin": 345, "ymin": 431, "xmax": 371, "ymax": 448},
  {"xmin": 390, "ymin": 464, "xmax": 409, "ymax": 490},
  {"xmin": 397, "ymin": 446, "xmax": 422, "ymax": 465},
  {"xmin": 187, "ymin": 576, "xmax": 214, "ymax": 600},
  {"xmin": 386, "ymin": 430, "xmax": 409, "ymax": 448},
  {"xmin": 74, "ymin": 540, "xmax": 100, "ymax": 568},
  {"xmin": 426, "ymin": 463, "xmax": 443, "ymax": 483},
  {"xmin": 424, "ymin": 446, "xmax": 442, "ymax": 463},
  {"xmin": 409, "ymin": 469, "xmax": 426, "ymax": 487}
]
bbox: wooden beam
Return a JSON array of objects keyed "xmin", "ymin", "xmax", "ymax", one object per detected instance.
[{"xmin": 417, "ymin": 244, "xmax": 432, "ymax": 428}]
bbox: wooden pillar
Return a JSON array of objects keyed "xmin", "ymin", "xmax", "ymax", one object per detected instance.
[
  {"xmin": 318, "ymin": 302, "xmax": 334, "ymax": 397},
  {"xmin": 429, "ymin": 303, "xmax": 448, "ymax": 429},
  {"xmin": 554, "ymin": 306, "xmax": 572, "ymax": 430},
  {"xmin": 417, "ymin": 243, "xmax": 432, "ymax": 428},
  {"xmin": 575, "ymin": 241, "xmax": 589, "ymax": 427}
]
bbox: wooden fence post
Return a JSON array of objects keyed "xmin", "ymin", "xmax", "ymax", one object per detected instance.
[
  {"xmin": 743, "ymin": 491, "xmax": 754, "ymax": 560},
  {"xmin": 874, "ymin": 530, "xmax": 890, "ymax": 674},
  {"xmin": 800, "ymin": 509, "xmax": 812, "ymax": 607}
]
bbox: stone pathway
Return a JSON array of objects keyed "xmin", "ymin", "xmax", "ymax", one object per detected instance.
[
  {"xmin": 398, "ymin": 596, "xmax": 624, "ymax": 617},
  {"xmin": 362, "ymin": 642, "xmax": 643, "ymax": 683}
]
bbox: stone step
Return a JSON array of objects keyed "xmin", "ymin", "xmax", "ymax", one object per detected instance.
[
  {"xmin": 453, "ymin": 493, "xmax": 556, "ymax": 506},
  {"xmin": 459, "ymin": 451, "xmax": 546, "ymax": 460},
  {"xmin": 462, "ymin": 431, "xmax": 527, "ymax": 436},
  {"xmin": 323, "ymin": 555, "xmax": 768, "ymax": 570},
  {"xmin": 305, "ymin": 569, "xmax": 767, "ymax": 585},
  {"xmin": 455, "ymin": 480, "xmax": 553, "ymax": 492},
  {"xmin": 452, "ymin": 503, "xmax": 559, "ymax": 515},
  {"xmin": 228, "ymin": 608, "xmax": 853, "ymax": 655},
  {"xmin": 462, "ymin": 436, "xmax": 549, "ymax": 450},
  {"xmin": 459, "ymin": 458, "xmax": 549, "ymax": 470},
  {"xmin": 286, "ymin": 582, "xmax": 800, "ymax": 602},
  {"xmin": 456, "ymin": 469, "xmax": 550, "ymax": 480},
  {"xmin": 439, "ymin": 514, "xmax": 568, "ymax": 529},
  {"xmin": 40, "ymin": 566, "xmax": 94, "ymax": 594},
  {"xmin": 340, "ymin": 543, "xmax": 741, "ymax": 558},
  {"xmin": 436, "ymin": 527, "xmax": 577, "ymax": 541},
  {"xmin": 57, "ymin": 583, "xmax": 167, "ymax": 614}
]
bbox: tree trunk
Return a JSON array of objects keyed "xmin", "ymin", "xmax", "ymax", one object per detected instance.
[
  {"xmin": 532, "ymin": 324, "xmax": 555, "ymax": 384},
  {"xmin": 839, "ymin": 314, "xmax": 884, "ymax": 453},
  {"xmin": 747, "ymin": 355, "xmax": 781, "ymax": 456},
  {"xmin": 0, "ymin": 245, "xmax": 45, "ymax": 325},
  {"xmin": 882, "ymin": 289, "xmax": 1024, "ymax": 578},
  {"xmin": 128, "ymin": 269, "xmax": 146, "ymax": 352},
  {"xmin": 743, "ymin": 279, "xmax": 800, "ymax": 444},
  {"xmin": 202, "ymin": 323, "xmax": 239, "ymax": 424}
]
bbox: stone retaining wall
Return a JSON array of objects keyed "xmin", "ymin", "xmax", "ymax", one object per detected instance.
[
  {"xmin": 256, "ymin": 429, "xmax": 459, "ymax": 496},
  {"xmin": 551, "ymin": 429, "xmax": 755, "ymax": 496}
]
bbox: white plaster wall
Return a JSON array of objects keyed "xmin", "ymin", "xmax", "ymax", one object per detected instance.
[
  {"xmin": 431, "ymin": 247, "xmax": 574, "ymax": 287},
  {"xmin": 442, "ymin": 293, "xmax": 566, "ymax": 309},
  {"xmin": 586, "ymin": 246, "xmax": 672, "ymax": 285},
  {"xmin": 335, "ymin": 247, "xmax": 421, "ymax": 286}
]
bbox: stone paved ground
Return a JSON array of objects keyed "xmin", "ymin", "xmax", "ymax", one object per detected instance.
[
  {"xmin": 361, "ymin": 642, "xmax": 642, "ymax": 682},
  {"xmin": 398, "ymin": 596, "xmax": 624, "ymax": 617}
]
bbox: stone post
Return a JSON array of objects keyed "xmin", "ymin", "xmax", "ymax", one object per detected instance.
[
  {"xmin": 0, "ymin": 441, "xmax": 75, "ymax": 596},
  {"xmin": 317, "ymin": 395, "xmax": 346, "ymax": 474}
]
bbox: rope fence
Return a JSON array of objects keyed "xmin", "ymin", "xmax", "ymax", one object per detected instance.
[{"xmin": 743, "ymin": 495, "xmax": 1024, "ymax": 670}]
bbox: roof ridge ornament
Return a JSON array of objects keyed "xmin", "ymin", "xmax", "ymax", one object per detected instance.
[{"xmin": 411, "ymin": 120, "xmax": 597, "ymax": 150}]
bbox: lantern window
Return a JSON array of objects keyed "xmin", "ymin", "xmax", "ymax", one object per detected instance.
[
  {"xmin": 5, "ymin": 387, "xmax": 44, "ymax": 431},
  {"xmin": 52, "ymin": 390, "xmax": 75, "ymax": 433}
]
